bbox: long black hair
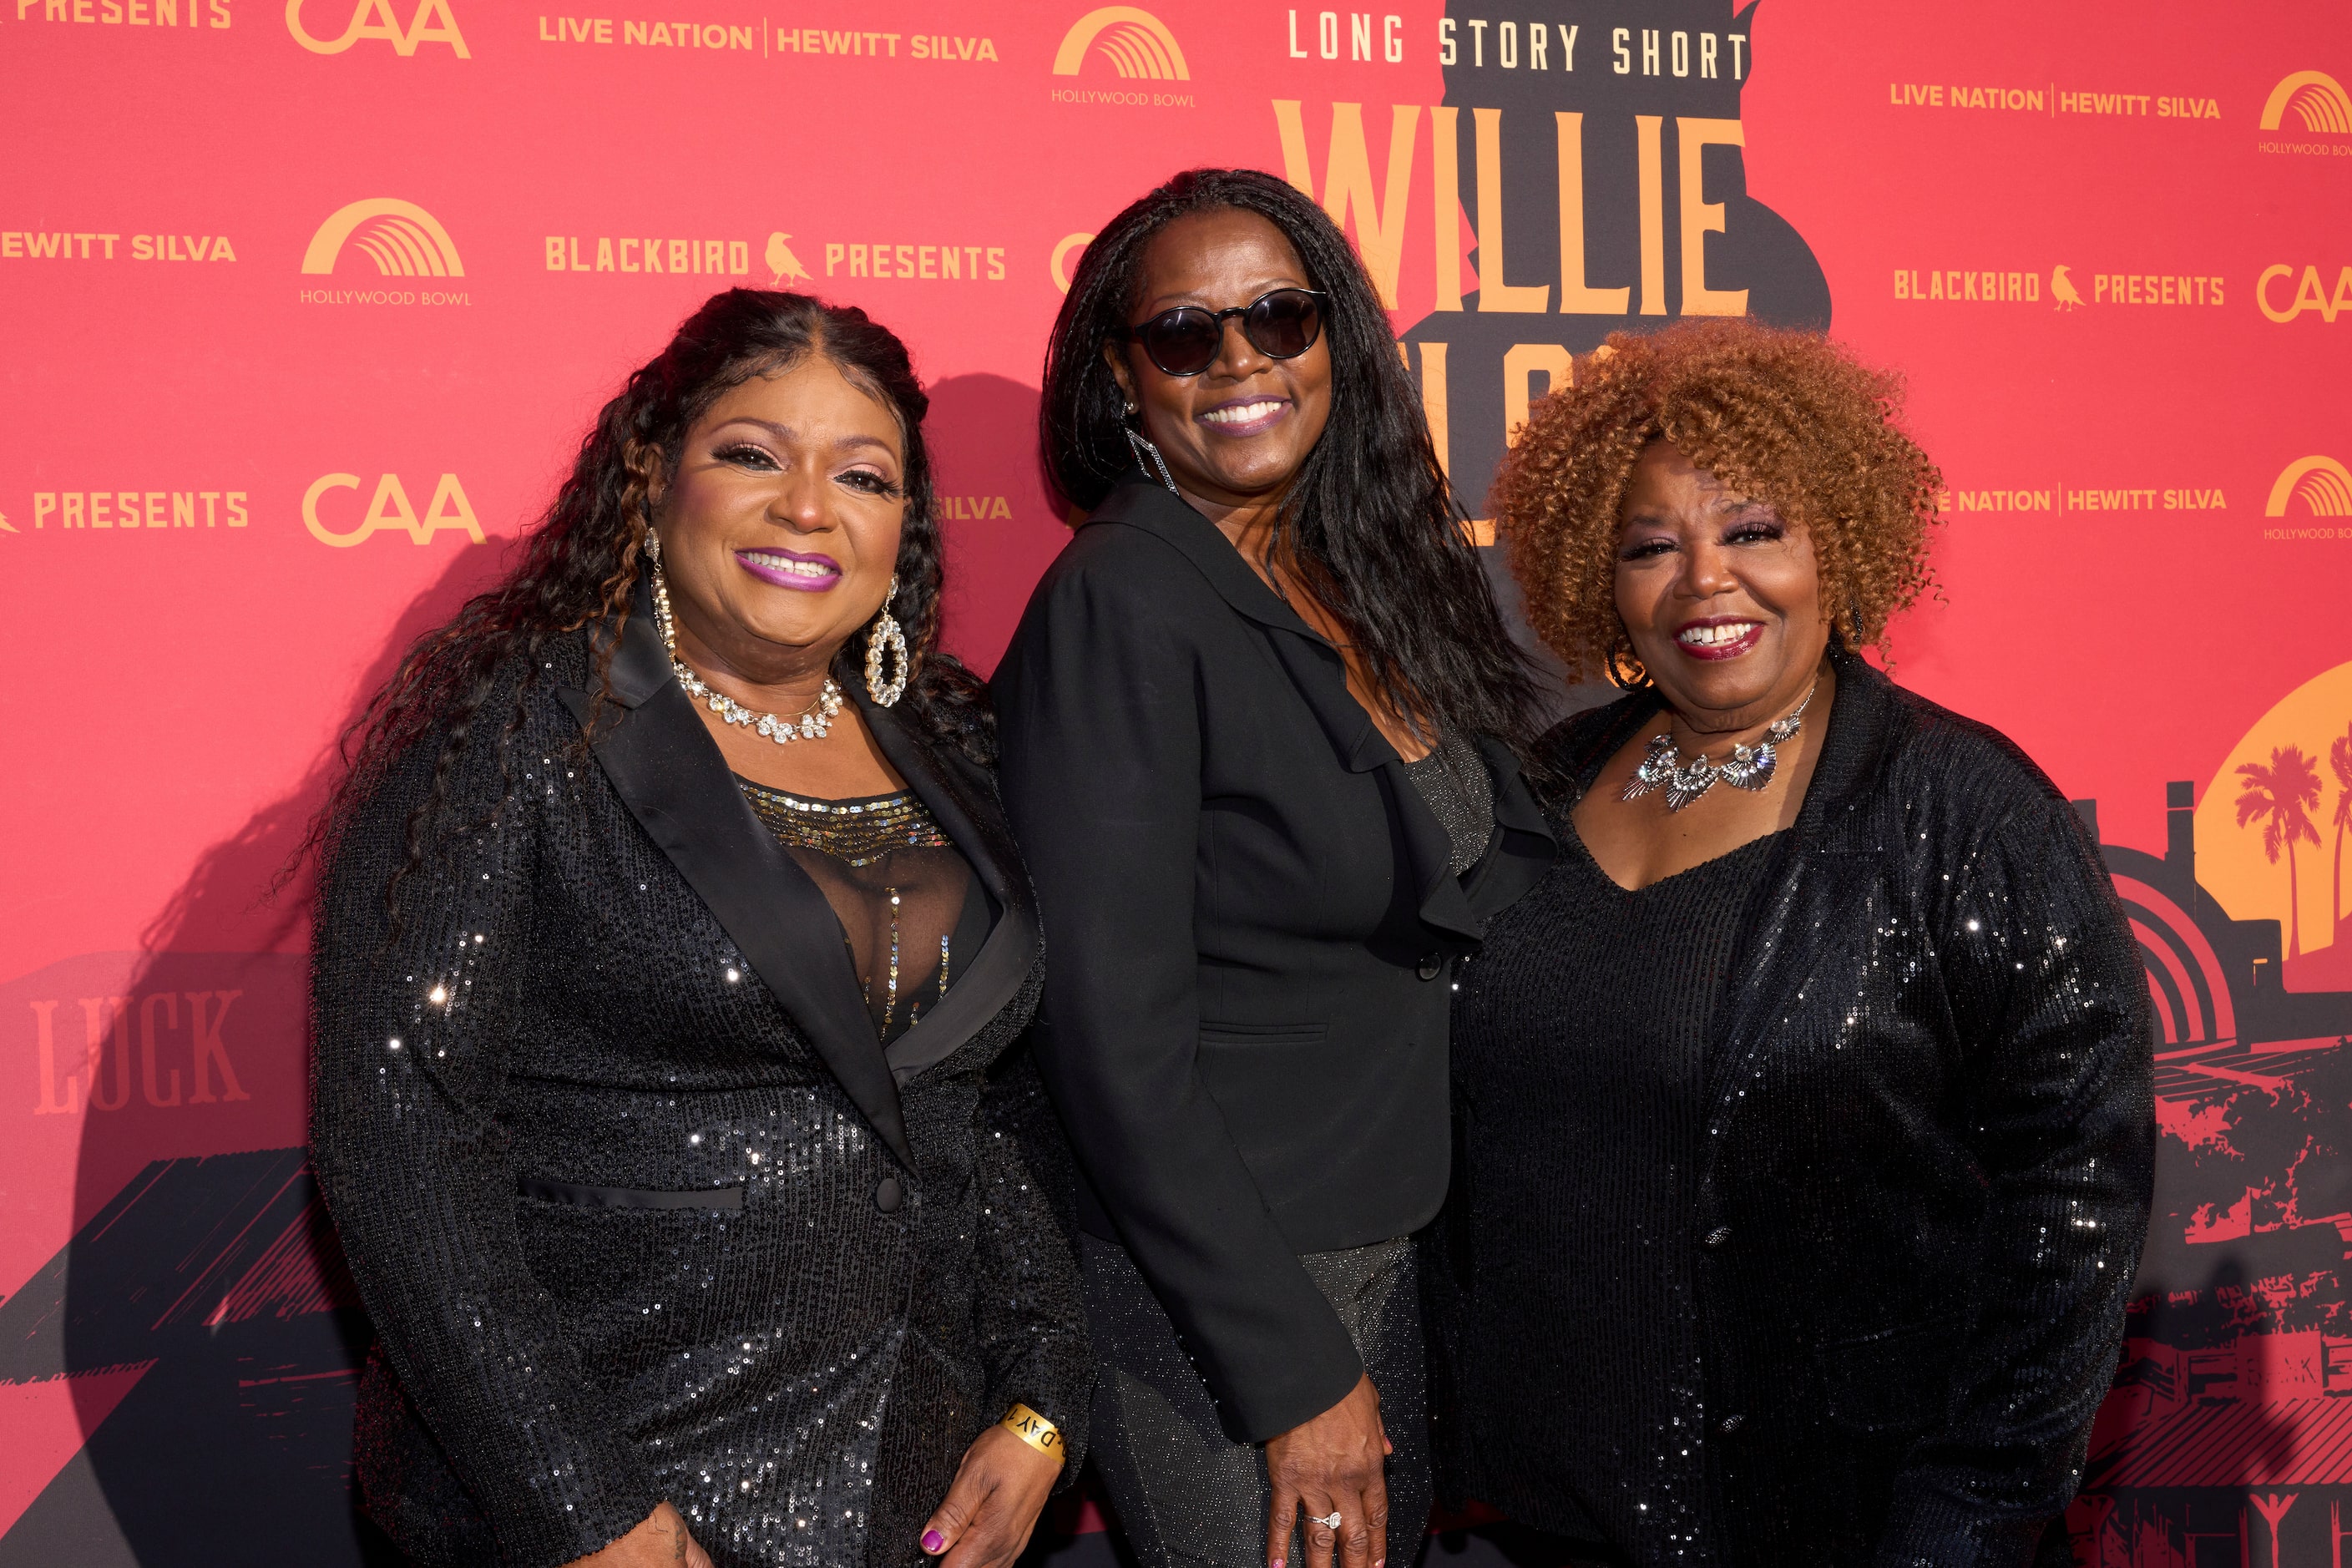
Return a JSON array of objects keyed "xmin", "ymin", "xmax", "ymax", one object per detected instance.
[
  {"xmin": 308, "ymin": 288, "xmax": 989, "ymax": 911},
  {"xmin": 1039, "ymin": 167, "xmax": 1540, "ymax": 755}
]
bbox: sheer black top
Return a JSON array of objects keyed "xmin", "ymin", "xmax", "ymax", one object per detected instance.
[{"xmin": 738, "ymin": 781, "xmax": 994, "ymax": 1044}]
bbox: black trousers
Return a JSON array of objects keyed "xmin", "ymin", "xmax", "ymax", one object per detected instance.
[{"xmin": 1083, "ymin": 1232, "xmax": 1432, "ymax": 1568}]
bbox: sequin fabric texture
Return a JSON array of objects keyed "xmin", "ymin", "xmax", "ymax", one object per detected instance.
[
  {"xmin": 1403, "ymin": 730, "xmax": 1495, "ymax": 876},
  {"xmin": 1085, "ymin": 1233, "xmax": 1429, "ymax": 1568},
  {"xmin": 1439, "ymin": 826, "xmax": 1780, "ymax": 1565},
  {"xmin": 1426, "ymin": 654, "xmax": 2156, "ymax": 1568},
  {"xmin": 310, "ymin": 638, "xmax": 1087, "ymax": 1568}
]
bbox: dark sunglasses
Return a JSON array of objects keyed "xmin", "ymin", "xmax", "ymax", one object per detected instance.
[{"xmin": 1115, "ymin": 288, "xmax": 1328, "ymax": 377}]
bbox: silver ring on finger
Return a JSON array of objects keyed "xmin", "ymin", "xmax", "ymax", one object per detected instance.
[{"xmin": 1309, "ymin": 1510, "xmax": 1343, "ymax": 1530}]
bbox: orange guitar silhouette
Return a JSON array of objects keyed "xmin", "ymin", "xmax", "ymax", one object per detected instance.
[{"xmin": 2051, "ymin": 266, "xmax": 2085, "ymax": 311}]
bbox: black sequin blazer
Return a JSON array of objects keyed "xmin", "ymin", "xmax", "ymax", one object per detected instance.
[
  {"xmin": 1434, "ymin": 652, "xmax": 2157, "ymax": 1568},
  {"xmin": 310, "ymin": 596, "xmax": 1087, "ymax": 1568}
]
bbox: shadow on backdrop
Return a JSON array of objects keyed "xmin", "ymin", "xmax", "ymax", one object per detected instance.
[{"xmin": 0, "ymin": 541, "xmax": 508, "ymax": 1566}]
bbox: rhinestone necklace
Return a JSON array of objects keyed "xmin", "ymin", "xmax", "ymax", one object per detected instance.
[
  {"xmin": 1622, "ymin": 677, "xmax": 1820, "ymax": 812},
  {"xmin": 650, "ymin": 560, "xmax": 842, "ymax": 745}
]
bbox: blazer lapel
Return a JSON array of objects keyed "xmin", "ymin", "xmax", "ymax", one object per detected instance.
[
  {"xmin": 559, "ymin": 593, "xmax": 913, "ymax": 1166},
  {"xmin": 854, "ymin": 696, "xmax": 1042, "ymax": 1085},
  {"xmin": 1462, "ymin": 736, "xmax": 1559, "ymax": 925},
  {"xmin": 1702, "ymin": 655, "xmax": 1895, "ymax": 1115},
  {"xmin": 1090, "ymin": 473, "xmax": 1530, "ymax": 948}
]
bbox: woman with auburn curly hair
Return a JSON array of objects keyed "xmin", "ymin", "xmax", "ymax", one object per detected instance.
[
  {"xmin": 1424, "ymin": 317, "xmax": 2156, "ymax": 1567},
  {"xmin": 308, "ymin": 291, "xmax": 1085, "ymax": 1568}
]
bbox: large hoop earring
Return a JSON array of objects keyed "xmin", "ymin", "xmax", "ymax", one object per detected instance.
[
  {"xmin": 1604, "ymin": 638, "xmax": 1651, "ymax": 691},
  {"xmin": 865, "ymin": 575, "xmax": 909, "ymax": 707},
  {"xmin": 1122, "ymin": 414, "xmax": 1179, "ymax": 494}
]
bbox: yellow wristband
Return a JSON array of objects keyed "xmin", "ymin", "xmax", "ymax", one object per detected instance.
[{"xmin": 999, "ymin": 1403, "xmax": 1065, "ymax": 1464}]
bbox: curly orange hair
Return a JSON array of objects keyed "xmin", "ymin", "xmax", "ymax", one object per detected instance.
[{"xmin": 1492, "ymin": 316, "xmax": 1942, "ymax": 684}]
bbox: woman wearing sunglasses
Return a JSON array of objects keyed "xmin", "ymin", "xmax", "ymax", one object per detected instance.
[{"xmin": 994, "ymin": 168, "xmax": 1555, "ymax": 1568}]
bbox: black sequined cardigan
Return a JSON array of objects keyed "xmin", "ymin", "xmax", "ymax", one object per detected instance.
[
  {"xmin": 309, "ymin": 604, "xmax": 1088, "ymax": 1568},
  {"xmin": 1428, "ymin": 650, "xmax": 2157, "ymax": 1568}
]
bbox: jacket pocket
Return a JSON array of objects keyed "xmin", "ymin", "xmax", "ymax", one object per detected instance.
[
  {"xmin": 1199, "ymin": 1021, "xmax": 1328, "ymax": 1047},
  {"xmin": 517, "ymin": 1175, "xmax": 746, "ymax": 1211},
  {"xmin": 1821, "ymin": 1313, "xmax": 1962, "ymax": 1434}
]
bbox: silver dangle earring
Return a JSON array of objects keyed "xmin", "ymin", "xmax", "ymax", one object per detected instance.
[
  {"xmin": 1122, "ymin": 403, "xmax": 1179, "ymax": 493},
  {"xmin": 642, "ymin": 526, "xmax": 661, "ymax": 567},
  {"xmin": 865, "ymin": 575, "xmax": 909, "ymax": 707}
]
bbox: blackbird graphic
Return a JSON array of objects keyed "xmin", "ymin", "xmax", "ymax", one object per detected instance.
[
  {"xmin": 2051, "ymin": 265, "xmax": 2086, "ymax": 311},
  {"xmin": 766, "ymin": 232, "xmax": 813, "ymax": 286}
]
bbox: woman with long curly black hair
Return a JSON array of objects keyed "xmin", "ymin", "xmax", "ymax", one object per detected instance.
[
  {"xmin": 308, "ymin": 290, "xmax": 1088, "ymax": 1568},
  {"xmin": 993, "ymin": 169, "xmax": 1556, "ymax": 1568}
]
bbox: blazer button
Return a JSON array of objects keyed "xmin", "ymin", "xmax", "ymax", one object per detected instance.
[
  {"xmin": 1702, "ymin": 1225, "xmax": 1732, "ymax": 1249},
  {"xmin": 874, "ymin": 1176, "xmax": 903, "ymax": 1213},
  {"xmin": 1715, "ymin": 1414, "xmax": 1745, "ymax": 1437},
  {"xmin": 1416, "ymin": 952, "xmax": 1444, "ymax": 981}
]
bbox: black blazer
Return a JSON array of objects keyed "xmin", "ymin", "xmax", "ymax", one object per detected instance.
[
  {"xmin": 1431, "ymin": 652, "xmax": 2156, "ymax": 1568},
  {"xmin": 310, "ymin": 594, "xmax": 1086, "ymax": 1568},
  {"xmin": 993, "ymin": 473, "xmax": 1554, "ymax": 1442}
]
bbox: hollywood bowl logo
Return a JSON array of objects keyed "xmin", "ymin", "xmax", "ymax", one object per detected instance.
[
  {"xmin": 2258, "ymin": 69, "xmax": 2352, "ymax": 133},
  {"xmin": 2266, "ymin": 455, "xmax": 2352, "ymax": 518},
  {"xmin": 1052, "ymin": 5, "xmax": 1188, "ymax": 80},
  {"xmin": 300, "ymin": 198, "xmax": 464, "ymax": 277}
]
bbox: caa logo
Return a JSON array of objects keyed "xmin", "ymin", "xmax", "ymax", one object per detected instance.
[
  {"xmin": 286, "ymin": 0, "xmax": 469, "ymax": 57},
  {"xmin": 2258, "ymin": 70, "xmax": 2352, "ymax": 133},
  {"xmin": 2257, "ymin": 263, "xmax": 2352, "ymax": 322},
  {"xmin": 2265, "ymin": 456, "xmax": 2352, "ymax": 518},
  {"xmin": 301, "ymin": 199, "xmax": 465, "ymax": 277},
  {"xmin": 304, "ymin": 473, "xmax": 485, "ymax": 547},
  {"xmin": 1053, "ymin": 5, "xmax": 1188, "ymax": 80}
]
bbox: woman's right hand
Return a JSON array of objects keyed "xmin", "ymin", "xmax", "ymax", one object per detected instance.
[
  {"xmin": 564, "ymin": 1501, "xmax": 714, "ymax": 1568},
  {"xmin": 1262, "ymin": 1373, "xmax": 1392, "ymax": 1568}
]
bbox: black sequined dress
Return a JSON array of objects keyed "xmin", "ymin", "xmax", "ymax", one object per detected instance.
[
  {"xmin": 1443, "ymin": 817, "xmax": 1780, "ymax": 1565},
  {"xmin": 1424, "ymin": 652, "xmax": 2156, "ymax": 1568},
  {"xmin": 310, "ymin": 604, "xmax": 1088, "ymax": 1568}
]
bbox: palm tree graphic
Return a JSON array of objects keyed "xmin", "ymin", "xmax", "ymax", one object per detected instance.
[
  {"xmin": 2330, "ymin": 723, "xmax": 2352, "ymax": 940},
  {"xmin": 2236, "ymin": 746, "xmax": 2324, "ymax": 957},
  {"xmin": 2051, "ymin": 266, "xmax": 2086, "ymax": 311}
]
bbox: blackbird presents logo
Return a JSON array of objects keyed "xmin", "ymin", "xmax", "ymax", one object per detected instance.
[
  {"xmin": 304, "ymin": 472, "xmax": 485, "ymax": 546},
  {"xmin": 2265, "ymin": 456, "xmax": 2352, "ymax": 518},
  {"xmin": 2259, "ymin": 70, "xmax": 2352, "ymax": 133},
  {"xmin": 286, "ymin": 0, "xmax": 469, "ymax": 56},
  {"xmin": 1053, "ymin": 6, "xmax": 1188, "ymax": 79},
  {"xmin": 301, "ymin": 199, "xmax": 464, "ymax": 277}
]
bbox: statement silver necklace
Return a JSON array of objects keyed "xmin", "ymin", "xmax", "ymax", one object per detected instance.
[
  {"xmin": 650, "ymin": 560, "xmax": 842, "ymax": 744},
  {"xmin": 1622, "ymin": 679, "xmax": 1819, "ymax": 812}
]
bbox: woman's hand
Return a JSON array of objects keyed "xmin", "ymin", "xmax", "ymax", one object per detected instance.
[
  {"xmin": 918, "ymin": 1423, "xmax": 1064, "ymax": 1566},
  {"xmin": 1263, "ymin": 1373, "xmax": 1392, "ymax": 1568},
  {"xmin": 564, "ymin": 1502, "xmax": 713, "ymax": 1568}
]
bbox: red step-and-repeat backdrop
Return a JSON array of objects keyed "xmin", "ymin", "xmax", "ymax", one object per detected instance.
[{"xmin": 3, "ymin": 1, "xmax": 2348, "ymax": 1561}]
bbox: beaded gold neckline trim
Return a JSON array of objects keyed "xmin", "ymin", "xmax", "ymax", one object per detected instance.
[{"xmin": 737, "ymin": 781, "xmax": 951, "ymax": 867}]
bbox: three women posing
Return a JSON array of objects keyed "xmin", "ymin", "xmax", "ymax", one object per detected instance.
[{"xmin": 310, "ymin": 177, "xmax": 2157, "ymax": 1568}]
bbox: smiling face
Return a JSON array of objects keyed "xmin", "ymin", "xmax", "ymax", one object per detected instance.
[
  {"xmin": 1615, "ymin": 439, "xmax": 1831, "ymax": 728},
  {"xmin": 1105, "ymin": 206, "xmax": 1333, "ymax": 512},
  {"xmin": 653, "ymin": 354, "xmax": 907, "ymax": 684}
]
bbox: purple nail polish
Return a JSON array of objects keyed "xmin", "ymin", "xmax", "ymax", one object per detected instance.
[{"xmin": 923, "ymin": 1529, "xmax": 946, "ymax": 1553}]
